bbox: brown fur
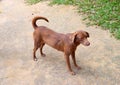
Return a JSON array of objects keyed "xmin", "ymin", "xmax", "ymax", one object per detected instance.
[{"xmin": 32, "ymin": 16, "xmax": 90, "ymax": 75}]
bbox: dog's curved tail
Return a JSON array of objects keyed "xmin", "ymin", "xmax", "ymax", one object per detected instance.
[{"xmin": 32, "ymin": 16, "xmax": 49, "ymax": 29}]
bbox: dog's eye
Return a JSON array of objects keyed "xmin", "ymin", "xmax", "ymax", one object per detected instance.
[{"xmin": 78, "ymin": 37, "xmax": 83, "ymax": 41}]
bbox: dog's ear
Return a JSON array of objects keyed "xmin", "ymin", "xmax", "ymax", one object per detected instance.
[
  {"xmin": 85, "ymin": 32, "xmax": 89, "ymax": 38},
  {"xmin": 71, "ymin": 32, "xmax": 78, "ymax": 43}
]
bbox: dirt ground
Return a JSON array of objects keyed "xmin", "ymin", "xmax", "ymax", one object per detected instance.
[{"xmin": 0, "ymin": 0, "xmax": 120, "ymax": 85}]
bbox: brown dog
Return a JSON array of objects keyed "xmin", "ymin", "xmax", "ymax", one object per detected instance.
[{"xmin": 32, "ymin": 16, "xmax": 90, "ymax": 75}]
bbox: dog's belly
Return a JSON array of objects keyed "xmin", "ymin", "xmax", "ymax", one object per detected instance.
[
  {"xmin": 44, "ymin": 39, "xmax": 64, "ymax": 52},
  {"xmin": 42, "ymin": 33, "xmax": 65, "ymax": 52}
]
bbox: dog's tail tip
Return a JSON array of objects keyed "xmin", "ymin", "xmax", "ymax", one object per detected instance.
[{"xmin": 46, "ymin": 19, "xmax": 49, "ymax": 23}]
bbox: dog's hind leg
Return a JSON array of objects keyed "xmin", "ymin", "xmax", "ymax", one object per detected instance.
[
  {"xmin": 40, "ymin": 43, "xmax": 46, "ymax": 57},
  {"xmin": 33, "ymin": 40, "xmax": 40, "ymax": 61}
]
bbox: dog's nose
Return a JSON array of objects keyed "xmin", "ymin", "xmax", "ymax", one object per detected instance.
[{"xmin": 86, "ymin": 42, "xmax": 90, "ymax": 46}]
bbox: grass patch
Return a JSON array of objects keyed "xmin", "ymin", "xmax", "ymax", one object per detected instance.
[
  {"xmin": 26, "ymin": 0, "xmax": 120, "ymax": 39},
  {"xmin": 25, "ymin": 0, "xmax": 43, "ymax": 5},
  {"xmin": 77, "ymin": 0, "xmax": 120, "ymax": 39},
  {"xmin": 50, "ymin": 0, "xmax": 76, "ymax": 5}
]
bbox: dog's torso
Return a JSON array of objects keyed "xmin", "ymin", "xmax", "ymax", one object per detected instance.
[{"xmin": 35, "ymin": 26, "xmax": 76, "ymax": 52}]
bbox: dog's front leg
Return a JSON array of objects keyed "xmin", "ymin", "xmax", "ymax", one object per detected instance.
[
  {"xmin": 71, "ymin": 51, "xmax": 81, "ymax": 70},
  {"xmin": 64, "ymin": 53, "xmax": 75, "ymax": 75}
]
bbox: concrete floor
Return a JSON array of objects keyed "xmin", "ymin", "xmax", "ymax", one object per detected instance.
[{"xmin": 0, "ymin": 0, "xmax": 120, "ymax": 85}]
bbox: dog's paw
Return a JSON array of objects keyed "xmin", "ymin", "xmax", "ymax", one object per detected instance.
[
  {"xmin": 70, "ymin": 71, "xmax": 76, "ymax": 75},
  {"xmin": 41, "ymin": 54, "xmax": 46, "ymax": 57},
  {"xmin": 76, "ymin": 66, "xmax": 81, "ymax": 70},
  {"xmin": 34, "ymin": 58, "xmax": 38, "ymax": 61}
]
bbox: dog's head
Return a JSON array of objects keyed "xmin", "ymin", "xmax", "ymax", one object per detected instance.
[{"xmin": 71, "ymin": 30, "xmax": 90, "ymax": 46}]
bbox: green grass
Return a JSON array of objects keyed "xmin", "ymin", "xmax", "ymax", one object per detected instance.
[
  {"xmin": 25, "ymin": 0, "xmax": 43, "ymax": 5},
  {"xmin": 25, "ymin": 0, "xmax": 120, "ymax": 39},
  {"xmin": 50, "ymin": 0, "xmax": 76, "ymax": 5},
  {"xmin": 77, "ymin": 0, "xmax": 120, "ymax": 39}
]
